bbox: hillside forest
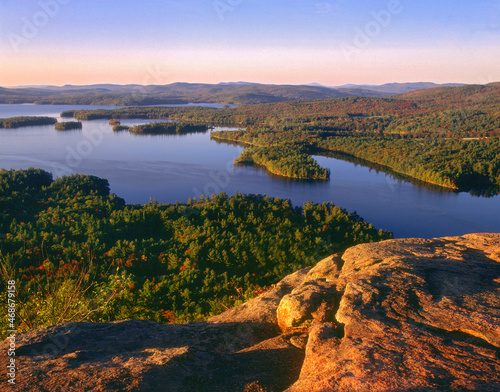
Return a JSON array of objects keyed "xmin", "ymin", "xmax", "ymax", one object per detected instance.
[{"xmin": 0, "ymin": 169, "xmax": 391, "ymax": 338}]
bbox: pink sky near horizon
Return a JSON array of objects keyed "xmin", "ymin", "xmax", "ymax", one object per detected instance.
[{"xmin": 2, "ymin": 44, "xmax": 499, "ymax": 87}]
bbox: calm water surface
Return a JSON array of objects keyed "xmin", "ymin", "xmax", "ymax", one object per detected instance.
[{"xmin": 1, "ymin": 104, "xmax": 499, "ymax": 238}]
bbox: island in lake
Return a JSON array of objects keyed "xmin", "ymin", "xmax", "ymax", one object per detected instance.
[
  {"xmin": 0, "ymin": 116, "xmax": 57, "ymax": 128},
  {"xmin": 54, "ymin": 121, "xmax": 83, "ymax": 130}
]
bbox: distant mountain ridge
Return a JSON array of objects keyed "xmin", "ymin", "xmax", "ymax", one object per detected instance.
[
  {"xmin": 0, "ymin": 82, "xmax": 389, "ymax": 105},
  {"xmin": 333, "ymin": 82, "xmax": 466, "ymax": 94},
  {"xmin": 0, "ymin": 81, "xmax": 469, "ymax": 106}
]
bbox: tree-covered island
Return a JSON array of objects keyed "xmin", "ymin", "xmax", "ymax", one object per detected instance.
[
  {"xmin": 0, "ymin": 116, "xmax": 57, "ymax": 128},
  {"xmin": 231, "ymin": 142, "xmax": 330, "ymax": 180},
  {"xmin": 106, "ymin": 119, "xmax": 211, "ymax": 135},
  {"xmin": 54, "ymin": 121, "xmax": 83, "ymax": 130},
  {"xmin": 128, "ymin": 122, "xmax": 211, "ymax": 135}
]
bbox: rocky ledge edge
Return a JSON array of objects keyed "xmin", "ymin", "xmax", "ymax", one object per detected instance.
[{"xmin": 1, "ymin": 233, "xmax": 499, "ymax": 391}]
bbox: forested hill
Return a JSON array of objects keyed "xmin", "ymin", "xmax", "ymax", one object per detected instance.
[
  {"xmin": 65, "ymin": 82, "xmax": 500, "ymax": 126},
  {"xmin": 0, "ymin": 82, "xmax": 391, "ymax": 106},
  {"xmin": 397, "ymin": 82, "xmax": 500, "ymax": 112}
]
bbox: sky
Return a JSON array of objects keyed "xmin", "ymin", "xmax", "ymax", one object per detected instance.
[{"xmin": 0, "ymin": 0, "xmax": 499, "ymax": 86}]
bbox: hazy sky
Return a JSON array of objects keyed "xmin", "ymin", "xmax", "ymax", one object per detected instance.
[{"xmin": 0, "ymin": 0, "xmax": 499, "ymax": 86}]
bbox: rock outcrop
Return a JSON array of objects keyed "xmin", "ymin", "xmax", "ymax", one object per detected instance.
[{"xmin": 2, "ymin": 233, "xmax": 500, "ymax": 391}]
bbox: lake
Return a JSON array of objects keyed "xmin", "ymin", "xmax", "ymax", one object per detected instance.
[{"xmin": 1, "ymin": 104, "xmax": 499, "ymax": 239}]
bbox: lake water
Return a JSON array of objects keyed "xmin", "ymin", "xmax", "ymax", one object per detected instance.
[{"xmin": 1, "ymin": 104, "xmax": 499, "ymax": 239}]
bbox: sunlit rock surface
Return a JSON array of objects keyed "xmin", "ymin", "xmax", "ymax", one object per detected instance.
[{"xmin": 1, "ymin": 233, "xmax": 499, "ymax": 391}]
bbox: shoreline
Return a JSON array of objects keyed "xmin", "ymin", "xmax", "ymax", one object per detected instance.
[{"xmin": 211, "ymin": 133, "xmax": 460, "ymax": 191}]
